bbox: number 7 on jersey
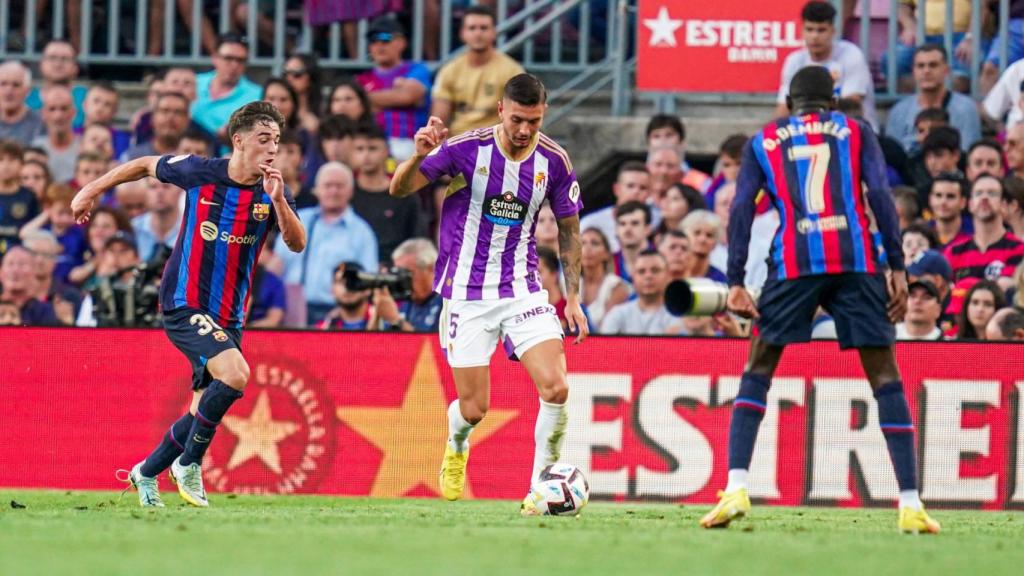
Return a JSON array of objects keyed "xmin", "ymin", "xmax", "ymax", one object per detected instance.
[{"xmin": 788, "ymin": 143, "xmax": 830, "ymax": 215}]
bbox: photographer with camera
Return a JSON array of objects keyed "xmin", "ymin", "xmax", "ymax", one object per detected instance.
[
  {"xmin": 369, "ymin": 238, "xmax": 442, "ymax": 332},
  {"xmin": 78, "ymin": 231, "xmax": 169, "ymax": 327},
  {"xmin": 319, "ymin": 261, "xmax": 375, "ymax": 331}
]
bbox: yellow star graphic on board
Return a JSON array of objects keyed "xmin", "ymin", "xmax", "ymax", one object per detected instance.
[
  {"xmin": 336, "ymin": 342, "xmax": 518, "ymax": 498},
  {"xmin": 221, "ymin": 390, "xmax": 300, "ymax": 474}
]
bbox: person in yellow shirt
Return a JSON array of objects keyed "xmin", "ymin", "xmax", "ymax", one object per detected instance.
[{"xmin": 430, "ymin": 6, "xmax": 524, "ymax": 136}]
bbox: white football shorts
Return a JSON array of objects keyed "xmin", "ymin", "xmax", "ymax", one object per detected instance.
[{"xmin": 439, "ymin": 290, "xmax": 564, "ymax": 368}]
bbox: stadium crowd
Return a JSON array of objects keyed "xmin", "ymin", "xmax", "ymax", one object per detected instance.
[{"xmin": 0, "ymin": 1, "xmax": 1022, "ymax": 340}]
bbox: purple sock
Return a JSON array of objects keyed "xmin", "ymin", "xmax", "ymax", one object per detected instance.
[{"xmin": 140, "ymin": 412, "xmax": 194, "ymax": 477}]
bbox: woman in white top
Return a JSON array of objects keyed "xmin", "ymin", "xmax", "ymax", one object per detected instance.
[{"xmin": 580, "ymin": 227, "xmax": 631, "ymax": 330}]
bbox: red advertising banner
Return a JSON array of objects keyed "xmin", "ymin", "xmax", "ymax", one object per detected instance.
[
  {"xmin": 637, "ymin": 0, "xmax": 806, "ymax": 93},
  {"xmin": 2, "ymin": 328, "xmax": 1023, "ymax": 509}
]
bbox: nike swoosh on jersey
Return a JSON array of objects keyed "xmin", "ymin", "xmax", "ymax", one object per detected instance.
[{"xmin": 199, "ymin": 198, "xmax": 220, "ymax": 206}]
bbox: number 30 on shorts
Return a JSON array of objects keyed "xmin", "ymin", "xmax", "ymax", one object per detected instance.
[{"xmin": 189, "ymin": 313, "xmax": 223, "ymax": 336}]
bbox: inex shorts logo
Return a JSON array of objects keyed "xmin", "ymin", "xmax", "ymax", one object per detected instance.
[{"xmin": 484, "ymin": 192, "xmax": 528, "ymax": 227}]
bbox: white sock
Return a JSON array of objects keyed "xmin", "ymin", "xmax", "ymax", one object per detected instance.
[
  {"xmin": 899, "ymin": 490, "xmax": 922, "ymax": 511},
  {"xmin": 447, "ymin": 400, "xmax": 474, "ymax": 453},
  {"xmin": 725, "ymin": 469, "xmax": 748, "ymax": 493},
  {"xmin": 531, "ymin": 398, "xmax": 568, "ymax": 483}
]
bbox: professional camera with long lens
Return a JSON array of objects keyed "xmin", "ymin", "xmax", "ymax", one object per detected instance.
[
  {"xmin": 663, "ymin": 278, "xmax": 731, "ymax": 317},
  {"xmin": 343, "ymin": 266, "xmax": 413, "ymax": 301},
  {"xmin": 90, "ymin": 245, "xmax": 171, "ymax": 327}
]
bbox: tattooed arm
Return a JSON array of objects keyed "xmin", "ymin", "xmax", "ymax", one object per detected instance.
[{"xmin": 557, "ymin": 214, "xmax": 588, "ymax": 343}]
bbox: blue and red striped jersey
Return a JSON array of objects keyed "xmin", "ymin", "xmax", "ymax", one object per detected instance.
[
  {"xmin": 728, "ymin": 111, "xmax": 904, "ymax": 286},
  {"xmin": 157, "ymin": 154, "xmax": 295, "ymax": 328}
]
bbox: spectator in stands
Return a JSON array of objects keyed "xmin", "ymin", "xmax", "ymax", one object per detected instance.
[
  {"xmin": 580, "ymin": 161, "xmax": 650, "ymax": 252},
  {"xmin": 122, "ymin": 93, "xmax": 191, "ymax": 162},
  {"xmin": 895, "ymin": 279, "xmax": 944, "ymax": 341},
  {"xmin": 373, "ymin": 238, "xmax": 442, "ymax": 332},
  {"xmin": 1004, "ymin": 175, "xmax": 1024, "ymax": 239},
  {"xmin": 600, "ymin": 250, "xmax": 677, "ymax": 335},
  {"xmin": 80, "ymin": 124, "xmax": 115, "ymax": 161},
  {"xmin": 0, "ymin": 61, "xmax": 42, "ymax": 145},
  {"xmin": 278, "ymin": 131, "xmax": 315, "ymax": 209},
  {"xmin": 646, "ymin": 115, "xmax": 710, "ymax": 193},
  {"xmin": 21, "ymin": 229, "xmax": 79, "ymax": 325},
  {"xmin": 358, "ymin": 16, "xmax": 432, "ymax": 161},
  {"xmin": 78, "ymin": 82, "xmax": 131, "ymax": 159},
  {"xmin": 893, "ymin": 186, "xmax": 921, "ymax": 229},
  {"xmin": 658, "ymin": 228, "xmax": 691, "ymax": 281},
  {"xmin": 916, "ymin": 127, "xmax": 962, "ymax": 201},
  {"xmin": 1005, "ymin": 123, "xmax": 1024, "ymax": 179},
  {"xmin": 776, "ymin": 1, "xmax": 877, "ymax": 129},
  {"xmin": 986, "ymin": 307, "xmax": 1024, "ymax": 340},
  {"xmin": 535, "ymin": 245, "xmax": 582, "ymax": 332},
  {"xmin": 902, "ymin": 222, "xmax": 940, "ymax": 265},
  {"xmin": 927, "ymin": 171, "xmax": 971, "ymax": 248},
  {"xmin": 177, "ymin": 127, "xmax": 214, "ymax": 158},
  {"xmin": 710, "ymin": 182, "xmax": 735, "ymax": 271},
  {"xmin": 131, "ymin": 177, "xmax": 181, "ymax": 262},
  {"xmin": 351, "ymin": 125, "xmax": 422, "ymax": 264},
  {"xmin": 19, "ymin": 182, "xmax": 85, "ymax": 283},
  {"xmin": 886, "ymin": 45, "xmax": 980, "ymax": 154},
  {"xmin": 535, "ymin": 204, "xmax": 559, "ymax": 253},
  {"xmin": 262, "ymin": 77, "xmax": 317, "ymax": 181},
  {"xmin": 129, "ymin": 73, "xmax": 164, "ymax": 144},
  {"xmin": 904, "ymin": 108, "xmax": 949, "ymax": 189},
  {"xmin": 581, "ymin": 227, "xmax": 630, "ymax": 330},
  {"xmin": 681, "ymin": 209, "xmax": 728, "ymax": 283},
  {"xmin": 654, "ymin": 183, "xmax": 704, "ymax": 246},
  {"xmin": 907, "ymin": 249, "xmax": 955, "ymax": 315},
  {"xmin": 646, "ymin": 145, "xmax": 681, "ymax": 224},
  {"xmin": 982, "ymin": 59, "xmax": 1024, "ymax": 129},
  {"xmin": 945, "ymin": 174, "xmax": 1024, "ymax": 315},
  {"xmin": 966, "ymin": 139, "xmax": 1005, "ymax": 182},
  {"xmin": 133, "ymin": 68, "xmax": 215, "ymax": 152},
  {"xmin": 94, "ymin": 230, "xmax": 140, "ymax": 287},
  {"xmin": 31, "ymin": 85, "xmax": 80, "ymax": 182},
  {"xmin": 67, "ymin": 206, "xmax": 131, "ymax": 286},
  {"xmin": 19, "ymin": 159, "xmax": 50, "ymax": 200},
  {"xmin": 706, "ymin": 134, "xmax": 747, "ymax": 205},
  {"xmin": 954, "ymin": 279, "xmax": 1006, "ymax": 340},
  {"xmin": 612, "ymin": 201, "xmax": 652, "ymax": 284},
  {"xmin": 328, "ymin": 80, "xmax": 375, "ymax": 126},
  {"xmin": 891, "ymin": 1, "xmax": 976, "ymax": 92},
  {"xmin": 113, "ymin": 181, "xmax": 149, "ymax": 220},
  {"xmin": 283, "ymin": 53, "xmax": 323, "ymax": 134},
  {"xmin": 193, "ymin": 33, "xmax": 262, "ymax": 137},
  {"xmin": 318, "ymin": 262, "xmax": 374, "ymax": 331},
  {"xmin": 431, "ymin": 6, "xmax": 524, "ymax": 136},
  {"xmin": 0, "ymin": 140, "xmax": 39, "ymax": 255},
  {"xmin": 26, "ymin": 40, "xmax": 87, "ymax": 129},
  {"xmin": 0, "ymin": 299, "xmax": 19, "ymax": 325},
  {"xmin": 0, "ymin": 246, "xmax": 56, "ymax": 325},
  {"xmin": 247, "ymin": 255, "xmax": 287, "ymax": 329},
  {"xmin": 274, "ymin": 162, "xmax": 378, "ymax": 325},
  {"xmin": 978, "ymin": 0, "xmax": 1024, "ymax": 94},
  {"xmin": 70, "ymin": 152, "xmax": 109, "ymax": 192},
  {"xmin": 317, "ymin": 114, "xmax": 357, "ymax": 167}
]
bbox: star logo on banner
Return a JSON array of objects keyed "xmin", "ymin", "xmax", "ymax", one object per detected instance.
[
  {"xmin": 336, "ymin": 342, "xmax": 518, "ymax": 498},
  {"xmin": 221, "ymin": 390, "xmax": 301, "ymax": 474},
  {"xmin": 644, "ymin": 6, "xmax": 683, "ymax": 47}
]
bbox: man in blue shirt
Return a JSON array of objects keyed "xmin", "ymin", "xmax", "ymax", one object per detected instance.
[
  {"xmin": 193, "ymin": 34, "xmax": 262, "ymax": 138},
  {"xmin": 25, "ymin": 40, "xmax": 87, "ymax": 129},
  {"xmin": 274, "ymin": 162, "xmax": 379, "ymax": 325}
]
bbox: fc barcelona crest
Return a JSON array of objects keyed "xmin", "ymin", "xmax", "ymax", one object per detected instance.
[{"xmin": 253, "ymin": 203, "xmax": 271, "ymax": 221}]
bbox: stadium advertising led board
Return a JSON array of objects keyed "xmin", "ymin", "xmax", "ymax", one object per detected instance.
[
  {"xmin": 637, "ymin": 0, "xmax": 806, "ymax": 93},
  {"xmin": 2, "ymin": 329, "xmax": 1022, "ymax": 509}
]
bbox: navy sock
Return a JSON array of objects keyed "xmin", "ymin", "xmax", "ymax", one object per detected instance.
[
  {"xmin": 727, "ymin": 373, "xmax": 770, "ymax": 471},
  {"xmin": 140, "ymin": 412, "xmax": 194, "ymax": 477},
  {"xmin": 874, "ymin": 381, "xmax": 918, "ymax": 491},
  {"xmin": 179, "ymin": 380, "xmax": 243, "ymax": 467}
]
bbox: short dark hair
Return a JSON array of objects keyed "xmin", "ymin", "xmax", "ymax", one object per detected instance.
[
  {"xmin": 836, "ymin": 97, "xmax": 864, "ymax": 118},
  {"xmin": 901, "ymin": 221, "xmax": 938, "ymax": 249},
  {"xmin": 353, "ymin": 123, "xmax": 388, "ymax": 142},
  {"xmin": 1004, "ymin": 175, "xmax": 1024, "ymax": 206},
  {"xmin": 914, "ymin": 107, "xmax": 950, "ymax": 127},
  {"xmin": 319, "ymin": 114, "xmax": 357, "ymax": 140},
  {"xmin": 789, "ymin": 66, "xmax": 834, "ymax": 103},
  {"xmin": 216, "ymin": 33, "xmax": 247, "ymax": 52},
  {"xmin": 719, "ymin": 134, "xmax": 748, "ymax": 161},
  {"xmin": 668, "ymin": 183, "xmax": 707, "ymax": 212},
  {"xmin": 914, "ymin": 43, "xmax": 948, "ymax": 63},
  {"xmin": 931, "ymin": 170, "xmax": 968, "ymax": 198},
  {"xmin": 279, "ymin": 129, "xmax": 304, "ymax": 152},
  {"xmin": 536, "ymin": 245, "xmax": 560, "ymax": 274},
  {"xmin": 617, "ymin": 160, "xmax": 648, "ymax": 178},
  {"xmin": 463, "ymin": 5, "xmax": 497, "ymax": 25},
  {"xmin": 922, "ymin": 126, "xmax": 960, "ymax": 156},
  {"xmin": 615, "ymin": 200, "xmax": 652, "ymax": 225},
  {"xmin": 968, "ymin": 138, "xmax": 1003, "ymax": 161},
  {"xmin": 0, "ymin": 139, "xmax": 24, "ymax": 160},
  {"xmin": 892, "ymin": 186, "xmax": 920, "ymax": 220},
  {"xmin": 89, "ymin": 81, "xmax": 117, "ymax": 96},
  {"xmin": 503, "ymin": 73, "xmax": 546, "ymax": 106},
  {"xmin": 226, "ymin": 101, "xmax": 285, "ymax": 141},
  {"xmin": 180, "ymin": 127, "xmax": 213, "ymax": 156},
  {"xmin": 801, "ymin": 1, "xmax": 837, "ymax": 23},
  {"xmin": 645, "ymin": 114, "xmax": 685, "ymax": 142},
  {"xmin": 971, "ymin": 172, "xmax": 1004, "ymax": 197},
  {"xmin": 636, "ymin": 248, "xmax": 667, "ymax": 265},
  {"xmin": 155, "ymin": 91, "xmax": 190, "ymax": 111}
]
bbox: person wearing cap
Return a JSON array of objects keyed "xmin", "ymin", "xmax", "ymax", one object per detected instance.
[
  {"xmin": 907, "ymin": 249, "xmax": 953, "ymax": 305},
  {"xmin": 431, "ymin": 5, "xmax": 524, "ymax": 136},
  {"xmin": 193, "ymin": 33, "xmax": 263, "ymax": 137},
  {"xmin": 97, "ymin": 230, "xmax": 140, "ymax": 284},
  {"xmin": 896, "ymin": 279, "xmax": 944, "ymax": 340},
  {"xmin": 356, "ymin": 16, "xmax": 432, "ymax": 162},
  {"xmin": 317, "ymin": 261, "xmax": 374, "ymax": 331}
]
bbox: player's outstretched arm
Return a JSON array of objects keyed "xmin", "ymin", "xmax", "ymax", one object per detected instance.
[
  {"xmin": 71, "ymin": 156, "xmax": 160, "ymax": 223},
  {"xmin": 390, "ymin": 116, "xmax": 448, "ymax": 198},
  {"xmin": 557, "ymin": 214, "xmax": 589, "ymax": 343}
]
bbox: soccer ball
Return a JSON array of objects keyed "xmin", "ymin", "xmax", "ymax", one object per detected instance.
[{"xmin": 526, "ymin": 463, "xmax": 590, "ymax": 516}]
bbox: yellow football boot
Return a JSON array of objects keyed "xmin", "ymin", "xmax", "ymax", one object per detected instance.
[
  {"xmin": 699, "ymin": 488, "xmax": 751, "ymax": 529},
  {"xmin": 899, "ymin": 506, "xmax": 941, "ymax": 534},
  {"xmin": 439, "ymin": 445, "xmax": 469, "ymax": 501}
]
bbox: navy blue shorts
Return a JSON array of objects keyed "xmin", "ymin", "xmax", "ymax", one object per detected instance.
[
  {"xmin": 163, "ymin": 307, "xmax": 243, "ymax": 391},
  {"xmin": 756, "ymin": 273, "xmax": 894, "ymax": 350}
]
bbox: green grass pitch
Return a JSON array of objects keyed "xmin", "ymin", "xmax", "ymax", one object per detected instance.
[{"xmin": 1, "ymin": 490, "xmax": 1021, "ymax": 575}]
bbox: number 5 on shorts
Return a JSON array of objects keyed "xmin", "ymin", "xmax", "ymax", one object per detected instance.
[
  {"xmin": 448, "ymin": 312, "xmax": 460, "ymax": 340},
  {"xmin": 788, "ymin": 143, "xmax": 830, "ymax": 214}
]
